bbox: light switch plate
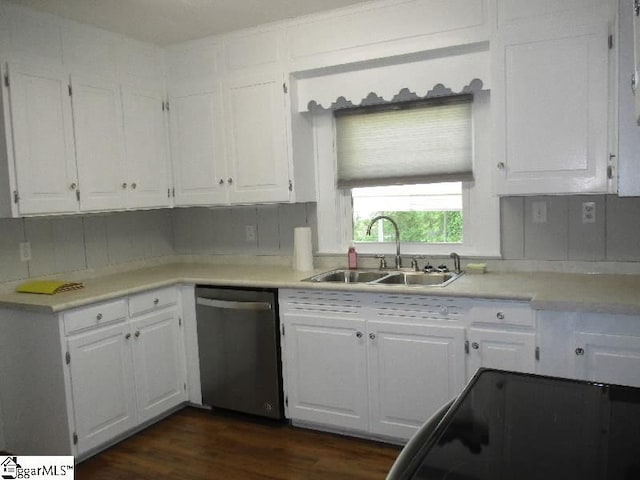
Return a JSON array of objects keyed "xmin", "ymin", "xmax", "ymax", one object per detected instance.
[
  {"xmin": 19, "ymin": 242, "xmax": 31, "ymax": 262},
  {"xmin": 245, "ymin": 225, "xmax": 256, "ymax": 242},
  {"xmin": 532, "ymin": 201, "xmax": 547, "ymax": 224}
]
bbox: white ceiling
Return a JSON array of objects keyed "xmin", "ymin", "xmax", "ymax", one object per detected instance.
[{"xmin": 5, "ymin": 0, "xmax": 370, "ymax": 46}]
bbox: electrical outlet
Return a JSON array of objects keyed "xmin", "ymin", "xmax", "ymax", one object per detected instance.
[
  {"xmin": 19, "ymin": 242, "xmax": 31, "ymax": 262},
  {"xmin": 582, "ymin": 201, "xmax": 596, "ymax": 224},
  {"xmin": 532, "ymin": 201, "xmax": 547, "ymax": 224},
  {"xmin": 245, "ymin": 225, "xmax": 256, "ymax": 242}
]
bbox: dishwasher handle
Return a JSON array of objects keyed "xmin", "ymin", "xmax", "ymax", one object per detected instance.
[{"xmin": 196, "ymin": 297, "xmax": 272, "ymax": 311}]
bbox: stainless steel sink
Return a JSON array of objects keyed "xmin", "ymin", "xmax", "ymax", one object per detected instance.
[
  {"xmin": 375, "ymin": 272, "xmax": 458, "ymax": 287},
  {"xmin": 303, "ymin": 269, "xmax": 462, "ymax": 287},
  {"xmin": 303, "ymin": 269, "xmax": 390, "ymax": 283}
]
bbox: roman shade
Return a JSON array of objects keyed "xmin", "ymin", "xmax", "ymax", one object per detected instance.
[{"xmin": 335, "ymin": 97, "xmax": 473, "ymax": 188}]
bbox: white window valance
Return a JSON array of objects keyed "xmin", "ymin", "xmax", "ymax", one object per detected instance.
[
  {"xmin": 295, "ymin": 48, "xmax": 489, "ymax": 113},
  {"xmin": 335, "ymin": 97, "xmax": 473, "ymax": 188}
]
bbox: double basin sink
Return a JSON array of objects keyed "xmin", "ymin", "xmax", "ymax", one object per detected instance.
[{"xmin": 303, "ymin": 268, "xmax": 462, "ymax": 287}]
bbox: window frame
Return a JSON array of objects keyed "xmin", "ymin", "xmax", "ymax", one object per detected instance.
[{"xmin": 312, "ymin": 90, "xmax": 500, "ymax": 258}]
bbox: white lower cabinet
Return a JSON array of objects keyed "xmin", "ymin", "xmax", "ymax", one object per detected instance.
[
  {"xmin": 283, "ymin": 314, "xmax": 369, "ymax": 431},
  {"xmin": 280, "ymin": 290, "xmax": 469, "ymax": 442},
  {"xmin": 466, "ymin": 327, "xmax": 537, "ymax": 380},
  {"xmin": 67, "ymin": 322, "xmax": 137, "ymax": 453},
  {"xmin": 0, "ymin": 286, "xmax": 187, "ymax": 457},
  {"xmin": 65, "ymin": 288, "xmax": 186, "ymax": 456},
  {"xmin": 131, "ymin": 311, "xmax": 187, "ymax": 423},
  {"xmin": 367, "ymin": 321, "xmax": 466, "ymax": 439},
  {"xmin": 573, "ymin": 332, "xmax": 640, "ymax": 387}
]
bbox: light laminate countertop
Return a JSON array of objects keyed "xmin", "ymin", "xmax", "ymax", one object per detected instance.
[{"xmin": 0, "ymin": 262, "xmax": 639, "ymax": 315}]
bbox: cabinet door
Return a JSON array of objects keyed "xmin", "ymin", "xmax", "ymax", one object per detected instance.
[
  {"xmin": 467, "ymin": 328, "xmax": 536, "ymax": 380},
  {"xmin": 283, "ymin": 313, "xmax": 368, "ymax": 431},
  {"xmin": 7, "ymin": 63, "xmax": 78, "ymax": 214},
  {"xmin": 72, "ymin": 75, "xmax": 127, "ymax": 211},
  {"xmin": 367, "ymin": 321, "xmax": 466, "ymax": 440},
  {"xmin": 493, "ymin": 21, "xmax": 610, "ymax": 194},
  {"xmin": 225, "ymin": 72, "xmax": 291, "ymax": 204},
  {"xmin": 169, "ymin": 85, "xmax": 227, "ymax": 206},
  {"xmin": 573, "ymin": 332, "xmax": 640, "ymax": 388},
  {"xmin": 67, "ymin": 323, "xmax": 136, "ymax": 454},
  {"xmin": 131, "ymin": 311, "xmax": 186, "ymax": 422},
  {"xmin": 121, "ymin": 86, "xmax": 170, "ymax": 209}
]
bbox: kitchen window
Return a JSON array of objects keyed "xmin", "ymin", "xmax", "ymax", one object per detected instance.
[
  {"xmin": 313, "ymin": 89, "xmax": 499, "ymax": 258},
  {"xmin": 334, "ymin": 97, "xmax": 471, "ymax": 247}
]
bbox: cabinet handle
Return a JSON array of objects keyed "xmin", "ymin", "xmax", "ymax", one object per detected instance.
[
  {"xmin": 153, "ymin": 298, "xmax": 160, "ymax": 305},
  {"xmin": 96, "ymin": 313, "xmax": 103, "ymax": 321},
  {"xmin": 122, "ymin": 182, "xmax": 127, "ymax": 189},
  {"xmin": 471, "ymin": 342, "xmax": 479, "ymax": 350},
  {"xmin": 125, "ymin": 333, "xmax": 131, "ymax": 340},
  {"xmin": 227, "ymin": 178, "xmax": 233, "ymax": 185},
  {"xmin": 632, "ymin": 73, "xmax": 637, "ymax": 94},
  {"xmin": 369, "ymin": 333, "xmax": 376, "ymax": 340},
  {"xmin": 496, "ymin": 312, "xmax": 505, "ymax": 320},
  {"xmin": 70, "ymin": 182, "xmax": 77, "ymax": 190},
  {"xmin": 134, "ymin": 330, "xmax": 140, "ymax": 338},
  {"xmin": 356, "ymin": 331, "xmax": 363, "ymax": 339},
  {"xmin": 575, "ymin": 347, "xmax": 584, "ymax": 356},
  {"xmin": 635, "ymin": 0, "xmax": 640, "ymax": 15},
  {"xmin": 497, "ymin": 162, "xmax": 505, "ymax": 170}
]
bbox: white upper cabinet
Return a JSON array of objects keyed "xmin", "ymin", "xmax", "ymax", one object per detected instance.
[
  {"xmin": 224, "ymin": 71, "xmax": 291, "ymax": 204},
  {"xmin": 6, "ymin": 63, "xmax": 78, "ymax": 215},
  {"xmin": 121, "ymin": 86, "xmax": 171, "ymax": 209},
  {"xmin": 72, "ymin": 74, "xmax": 127, "ymax": 212},
  {"xmin": 169, "ymin": 83, "xmax": 228, "ymax": 206},
  {"xmin": 492, "ymin": 19, "xmax": 612, "ymax": 195}
]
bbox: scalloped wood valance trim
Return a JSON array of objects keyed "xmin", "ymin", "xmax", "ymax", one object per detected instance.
[{"xmin": 296, "ymin": 49, "xmax": 489, "ymax": 112}]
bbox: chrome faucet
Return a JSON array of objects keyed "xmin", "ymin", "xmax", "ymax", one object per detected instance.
[
  {"xmin": 366, "ymin": 215, "xmax": 402, "ymax": 269},
  {"xmin": 450, "ymin": 252, "xmax": 461, "ymax": 274}
]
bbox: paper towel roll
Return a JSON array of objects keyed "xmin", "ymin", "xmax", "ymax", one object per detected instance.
[{"xmin": 293, "ymin": 226, "xmax": 314, "ymax": 272}]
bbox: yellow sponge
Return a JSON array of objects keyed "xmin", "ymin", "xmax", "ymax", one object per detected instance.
[{"xmin": 465, "ymin": 263, "xmax": 487, "ymax": 274}]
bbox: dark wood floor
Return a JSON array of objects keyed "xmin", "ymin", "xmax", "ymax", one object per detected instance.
[{"xmin": 76, "ymin": 407, "xmax": 401, "ymax": 480}]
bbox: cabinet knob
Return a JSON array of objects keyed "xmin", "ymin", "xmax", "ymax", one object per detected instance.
[
  {"xmin": 135, "ymin": 330, "xmax": 140, "ymax": 338},
  {"xmin": 575, "ymin": 347, "xmax": 584, "ymax": 356},
  {"xmin": 356, "ymin": 331, "xmax": 363, "ymax": 339},
  {"xmin": 219, "ymin": 179, "xmax": 225, "ymax": 185},
  {"xmin": 122, "ymin": 182, "xmax": 127, "ymax": 189},
  {"xmin": 632, "ymin": 73, "xmax": 637, "ymax": 94},
  {"xmin": 369, "ymin": 333, "xmax": 376, "ymax": 340},
  {"xmin": 227, "ymin": 178, "xmax": 233, "ymax": 185},
  {"xmin": 496, "ymin": 312, "xmax": 505, "ymax": 320},
  {"xmin": 153, "ymin": 298, "xmax": 160, "ymax": 305},
  {"xmin": 70, "ymin": 182, "xmax": 77, "ymax": 190},
  {"xmin": 96, "ymin": 313, "xmax": 103, "ymax": 321},
  {"xmin": 439, "ymin": 306, "xmax": 449, "ymax": 315},
  {"xmin": 125, "ymin": 333, "xmax": 131, "ymax": 340},
  {"xmin": 497, "ymin": 162, "xmax": 505, "ymax": 170},
  {"xmin": 131, "ymin": 182, "xmax": 137, "ymax": 189},
  {"xmin": 471, "ymin": 342, "xmax": 479, "ymax": 350}
]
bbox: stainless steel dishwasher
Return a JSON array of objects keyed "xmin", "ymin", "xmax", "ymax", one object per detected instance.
[{"xmin": 195, "ymin": 286, "xmax": 284, "ymax": 420}]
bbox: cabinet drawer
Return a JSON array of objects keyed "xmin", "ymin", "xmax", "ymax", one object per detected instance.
[
  {"xmin": 469, "ymin": 302, "xmax": 534, "ymax": 327},
  {"xmin": 64, "ymin": 299, "xmax": 127, "ymax": 335},
  {"xmin": 128, "ymin": 287, "xmax": 178, "ymax": 317}
]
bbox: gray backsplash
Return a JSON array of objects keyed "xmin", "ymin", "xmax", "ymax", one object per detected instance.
[
  {"xmin": 501, "ymin": 195, "xmax": 640, "ymax": 262},
  {"xmin": 0, "ymin": 209, "xmax": 174, "ymax": 283},
  {"xmin": 1, "ymin": 196, "xmax": 639, "ymax": 283}
]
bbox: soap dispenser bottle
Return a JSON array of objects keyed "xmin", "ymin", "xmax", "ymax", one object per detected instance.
[{"xmin": 348, "ymin": 245, "xmax": 358, "ymax": 269}]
